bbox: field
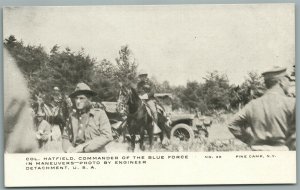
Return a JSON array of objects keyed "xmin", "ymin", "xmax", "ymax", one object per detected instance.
[{"xmin": 39, "ymin": 113, "xmax": 250, "ymax": 153}]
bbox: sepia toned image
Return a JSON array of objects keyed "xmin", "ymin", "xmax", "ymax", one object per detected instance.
[{"xmin": 2, "ymin": 4, "xmax": 296, "ymax": 186}]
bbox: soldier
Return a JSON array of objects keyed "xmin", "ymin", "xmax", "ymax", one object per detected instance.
[
  {"xmin": 228, "ymin": 66, "xmax": 296, "ymax": 151},
  {"xmin": 35, "ymin": 111, "xmax": 52, "ymax": 149},
  {"xmin": 62, "ymin": 83, "xmax": 113, "ymax": 153},
  {"xmin": 137, "ymin": 72, "xmax": 157, "ymax": 121}
]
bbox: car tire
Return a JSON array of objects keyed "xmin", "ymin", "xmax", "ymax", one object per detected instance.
[{"xmin": 170, "ymin": 123, "xmax": 195, "ymax": 143}]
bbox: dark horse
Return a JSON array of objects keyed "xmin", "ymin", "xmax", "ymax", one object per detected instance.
[{"xmin": 117, "ymin": 86, "xmax": 170, "ymax": 151}]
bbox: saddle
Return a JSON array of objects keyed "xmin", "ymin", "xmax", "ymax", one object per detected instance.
[
  {"xmin": 141, "ymin": 99, "xmax": 164, "ymax": 119},
  {"xmin": 141, "ymin": 99, "xmax": 169, "ymax": 134}
]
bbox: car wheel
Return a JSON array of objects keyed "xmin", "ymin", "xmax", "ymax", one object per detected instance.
[{"xmin": 170, "ymin": 124, "xmax": 195, "ymax": 143}]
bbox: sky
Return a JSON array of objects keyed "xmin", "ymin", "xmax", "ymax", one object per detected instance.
[{"xmin": 3, "ymin": 4, "xmax": 295, "ymax": 86}]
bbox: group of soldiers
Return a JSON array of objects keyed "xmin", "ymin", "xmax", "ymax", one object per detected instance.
[
  {"xmin": 34, "ymin": 87, "xmax": 67, "ymax": 149},
  {"xmin": 33, "ymin": 83, "xmax": 113, "ymax": 152},
  {"xmin": 33, "ymin": 65, "xmax": 296, "ymax": 152},
  {"xmin": 34, "ymin": 71, "xmax": 160, "ymax": 152}
]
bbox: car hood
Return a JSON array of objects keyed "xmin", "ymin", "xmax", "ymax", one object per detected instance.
[{"xmin": 170, "ymin": 114, "xmax": 195, "ymax": 121}]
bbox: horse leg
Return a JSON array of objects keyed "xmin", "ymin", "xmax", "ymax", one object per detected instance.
[
  {"xmin": 158, "ymin": 114, "xmax": 170, "ymax": 147},
  {"xmin": 139, "ymin": 126, "xmax": 145, "ymax": 151},
  {"xmin": 159, "ymin": 131, "xmax": 164, "ymax": 143},
  {"xmin": 147, "ymin": 123, "xmax": 154, "ymax": 151},
  {"xmin": 130, "ymin": 134, "xmax": 135, "ymax": 152},
  {"xmin": 59, "ymin": 124, "xmax": 64, "ymax": 135},
  {"xmin": 157, "ymin": 118, "xmax": 164, "ymax": 144},
  {"xmin": 123, "ymin": 129, "xmax": 127, "ymax": 143},
  {"xmin": 123, "ymin": 124, "xmax": 131, "ymax": 143}
]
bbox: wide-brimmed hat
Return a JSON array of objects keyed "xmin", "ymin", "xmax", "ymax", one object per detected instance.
[
  {"xmin": 262, "ymin": 66, "xmax": 288, "ymax": 80},
  {"xmin": 69, "ymin": 83, "xmax": 97, "ymax": 98},
  {"xmin": 138, "ymin": 70, "xmax": 148, "ymax": 77}
]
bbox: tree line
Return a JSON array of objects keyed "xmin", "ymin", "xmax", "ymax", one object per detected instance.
[{"xmin": 4, "ymin": 35, "xmax": 266, "ymax": 114}]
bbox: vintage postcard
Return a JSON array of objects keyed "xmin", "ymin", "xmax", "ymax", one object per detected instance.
[{"xmin": 3, "ymin": 4, "xmax": 296, "ymax": 186}]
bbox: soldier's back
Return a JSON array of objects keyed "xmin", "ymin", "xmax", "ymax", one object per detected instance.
[{"xmin": 245, "ymin": 89, "xmax": 295, "ymax": 141}]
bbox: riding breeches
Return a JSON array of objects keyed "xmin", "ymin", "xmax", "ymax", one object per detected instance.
[{"xmin": 146, "ymin": 99, "xmax": 158, "ymax": 122}]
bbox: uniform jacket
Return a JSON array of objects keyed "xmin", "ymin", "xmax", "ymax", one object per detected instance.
[
  {"xmin": 228, "ymin": 85, "xmax": 296, "ymax": 149},
  {"xmin": 62, "ymin": 108, "xmax": 113, "ymax": 152}
]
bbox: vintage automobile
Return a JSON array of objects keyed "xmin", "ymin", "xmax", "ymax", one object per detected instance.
[
  {"xmin": 100, "ymin": 94, "xmax": 212, "ymax": 143},
  {"xmin": 154, "ymin": 93, "xmax": 212, "ymax": 143},
  {"xmin": 169, "ymin": 113, "xmax": 212, "ymax": 142}
]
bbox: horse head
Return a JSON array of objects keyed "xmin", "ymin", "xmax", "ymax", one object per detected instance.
[
  {"xmin": 116, "ymin": 86, "xmax": 130, "ymax": 116},
  {"xmin": 33, "ymin": 94, "xmax": 46, "ymax": 114},
  {"xmin": 117, "ymin": 85, "xmax": 142, "ymax": 115}
]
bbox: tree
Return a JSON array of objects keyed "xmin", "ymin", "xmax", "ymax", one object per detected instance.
[
  {"xmin": 155, "ymin": 80, "xmax": 172, "ymax": 93},
  {"xmin": 240, "ymin": 71, "xmax": 266, "ymax": 104},
  {"xmin": 46, "ymin": 46, "xmax": 96, "ymax": 95},
  {"xmin": 5, "ymin": 36, "xmax": 143, "ymax": 103},
  {"xmin": 4, "ymin": 35, "xmax": 49, "ymax": 96},
  {"xmin": 202, "ymin": 71, "xmax": 231, "ymax": 110},
  {"xmin": 115, "ymin": 45, "xmax": 138, "ymax": 87},
  {"xmin": 4, "ymin": 36, "xmax": 97, "ymax": 100}
]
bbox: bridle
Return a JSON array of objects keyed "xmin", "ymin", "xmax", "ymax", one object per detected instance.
[
  {"xmin": 117, "ymin": 87, "xmax": 144, "ymax": 118},
  {"xmin": 117, "ymin": 87, "xmax": 129, "ymax": 116}
]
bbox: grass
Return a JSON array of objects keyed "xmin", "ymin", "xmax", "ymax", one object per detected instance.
[{"xmin": 39, "ymin": 112, "xmax": 251, "ymax": 153}]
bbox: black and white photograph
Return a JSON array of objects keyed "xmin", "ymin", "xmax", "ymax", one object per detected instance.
[{"xmin": 3, "ymin": 4, "xmax": 296, "ymax": 186}]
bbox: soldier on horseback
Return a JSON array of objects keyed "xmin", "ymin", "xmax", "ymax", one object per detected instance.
[
  {"xmin": 137, "ymin": 71, "xmax": 158, "ymax": 122},
  {"xmin": 136, "ymin": 71, "xmax": 170, "ymax": 137}
]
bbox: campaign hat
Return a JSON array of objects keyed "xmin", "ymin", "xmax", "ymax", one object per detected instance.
[
  {"xmin": 262, "ymin": 66, "xmax": 288, "ymax": 79},
  {"xmin": 69, "ymin": 83, "xmax": 97, "ymax": 98}
]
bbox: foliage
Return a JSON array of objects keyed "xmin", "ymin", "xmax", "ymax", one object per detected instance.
[
  {"xmin": 228, "ymin": 71, "xmax": 266, "ymax": 110},
  {"xmin": 202, "ymin": 71, "xmax": 231, "ymax": 111},
  {"xmin": 4, "ymin": 35, "xmax": 264, "ymax": 113},
  {"xmin": 4, "ymin": 36, "xmax": 138, "ymax": 102},
  {"xmin": 115, "ymin": 45, "xmax": 138, "ymax": 87},
  {"xmin": 172, "ymin": 71, "xmax": 231, "ymax": 113}
]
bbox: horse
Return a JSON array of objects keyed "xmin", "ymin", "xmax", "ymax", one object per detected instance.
[
  {"xmin": 33, "ymin": 93, "xmax": 72, "ymax": 140},
  {"xmin": 4, "ymin": 48, "xmax": 38, "ymax": 153},
  {"xmin": 117, "ymin": 86, "xmax": 170, "ymax": 151}
]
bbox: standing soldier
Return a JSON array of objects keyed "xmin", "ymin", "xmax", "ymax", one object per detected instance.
[
  {"xmin": 35, "ymin": 111, "xmax": 52, "ymax": 150},
  {"xmin": 228, "ymin": 66, "xmax": 296, "ymax": 150},
  {"xmin": 62, "ymin": 83, "xmax": 113, "ymax": 153}
]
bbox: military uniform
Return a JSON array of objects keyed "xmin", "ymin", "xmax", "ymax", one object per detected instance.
[
  {"xmin": 62, "ymin": 82, "xmax": 113, "ymax": 153},
  {"xmin": 62, "ymin": 108, "xmax": 113, "ymax": 152},
  {"xmin": 137, "ymin": 78, "xmax": 157, "ymax": 121},
  {"xmin": 228, "ymin": 67, "xmax": 296, "ymax": 150}
]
